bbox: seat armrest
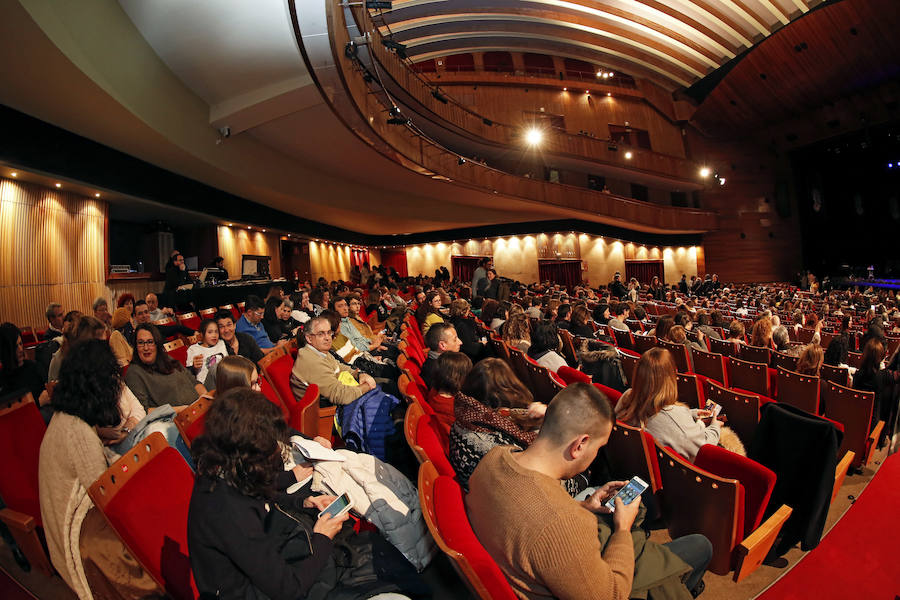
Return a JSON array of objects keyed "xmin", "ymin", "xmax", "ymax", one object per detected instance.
[
  {"xmin": 832, "ymin": 451, "xmax": 855, "ymax": 504},
  {"xmin": 732, "ymin": 504, "xmax": 792, "ymax": 582},
  {"xmin": 865, "ymin": 421, "xmax": 885, "ymax": 466},
  {"xmin": 0, "ymin": 507, "xmax": 36, "ymax": 531}
]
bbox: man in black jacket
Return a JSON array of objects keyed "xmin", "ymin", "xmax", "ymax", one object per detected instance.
[
  {"xmin": 215, "ymin": 310, "xmax": 264, "ymax": 365},
  {"xmin": 607, "ymin": 272, "xmax": 628, "ymax": 299}
]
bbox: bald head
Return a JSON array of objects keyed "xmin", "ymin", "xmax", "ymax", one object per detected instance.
[{"xmin": 539, "ymin": 383, "xmax": 613, "ymax": 446}]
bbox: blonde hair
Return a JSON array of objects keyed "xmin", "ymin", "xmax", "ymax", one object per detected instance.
[
  {"xmin": 667, "ymin": 325, "xmax": 687, "ymax": 344},
  {"xmin": 502, "ymin": 313, "xmax": 530, "ymax": 345},
  {"xmin": 795, "ymin": 344, "xmax": 824, "ymax": 376},
  {"xmin": 616, "ymin": 347, "xmax": 677, "ymax": 426},
  {"xmin": 750, "ymin": 317, "xmax": 773, "ymax": 348},
  {"xmin": 449, "ymin": 299, "xmax": 470, "ymax": 319}
]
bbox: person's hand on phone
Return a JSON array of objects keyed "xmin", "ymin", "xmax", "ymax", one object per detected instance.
[
  {"xmin": 696, "ymin": 409, "xmax": 713, "ymax": 419},
  {"xmin": 582, "ymin": 480, "xmax": 627, "ymax": 514},
  {"xmin": 303, "ymin": 495, "xmax": 337, "ymax": 512},
  {"xmin": 612, "ymin": 494, "xmax": 641, "ymax": 532},
  {"xmin": 313, "ymin": 512, "xmax": 349, "ymax": 539}
]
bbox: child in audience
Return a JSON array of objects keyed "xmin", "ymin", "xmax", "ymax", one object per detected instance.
[
  {"xmin": 186, "ymin": 319, "xmax": 227, "ymax": 388},
  {"xmin": 426, "ymin": 351, "xmax": 472, "ymax": 435}
]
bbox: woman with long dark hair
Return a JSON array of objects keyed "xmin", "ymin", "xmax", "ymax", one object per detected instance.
[
  {"xmin": 527, "ymin": 320, "xmax": 567, "ymax": 373},
  {"xmin": 415, "ymin": 290, "xmax": 444, "ymax": 335},
  {"xmin": 188, "ymin": 388, "xmax": 419, "ymax": 599},
  {"xmin": 0, "ymin": 322, "xmax": 46, "ymax": 404},
  {"xmin": 853, "ymin": 339, "xmax": 899, "ymax": 445},
  {"xmin": 263, "ymin": 296, "xmax": 300, "ymax": 344},
  {"xmin": 39, "ymin": 339, "xmax": 159, "ymax": 600},
  {"xmin": 124, "ymin": 323, "xmax": 203, "ymax": 410}
]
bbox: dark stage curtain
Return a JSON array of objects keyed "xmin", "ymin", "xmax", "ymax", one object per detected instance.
[
  {"xmin": 539, "ymin": 260, "xmax": 583, "ymax": 291},
  {"xmin": 625, "ymin": 260, "xmax": 664, "ymax": 286},
  {"xmin": 452, "ymin": 256, "xmax": 486, "ymax": 284}
]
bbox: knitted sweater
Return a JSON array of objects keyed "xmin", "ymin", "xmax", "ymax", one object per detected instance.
[
  {"xmin": 38, "ymin": 412, "xmax": 110, "ymax": 600},
  {"xmin": 467, "ymin": 447, "xmax": 634, "ymax": 600}
]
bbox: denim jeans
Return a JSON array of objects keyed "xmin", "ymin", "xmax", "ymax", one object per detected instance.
[{"xmin": 664, "ymin": 534, "xmax": 713, "ymax": 591}]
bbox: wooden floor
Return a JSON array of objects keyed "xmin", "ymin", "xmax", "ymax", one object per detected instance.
[{"xmin": 0, "ymin": 446, "xmax": 886, "ymax": 600}]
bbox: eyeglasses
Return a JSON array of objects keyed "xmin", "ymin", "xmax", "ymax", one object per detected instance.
[
  {"xmin": 309, "ymin": 330, "xmax": 334, "ymax": 338},
  {"xmin": 136, "ymin": 340, "xmax": 155, "ymax": 346}
]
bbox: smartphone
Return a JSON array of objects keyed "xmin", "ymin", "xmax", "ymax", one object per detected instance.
[
  {"xmin": 604, "ymin": 476, "xmax": 649, "ymax": 512},
  {"xmin": 318, "ymin": 493, "xmax": 353, "ymax": 519},
  {"xmin": 705, "ymin": 399, "xmax": 723, "ymax": 418}
]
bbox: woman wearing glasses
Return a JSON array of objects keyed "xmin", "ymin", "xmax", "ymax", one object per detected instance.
[{"xmin": 125, "ymin": 323, "xmax": 206, "ymax": 411}]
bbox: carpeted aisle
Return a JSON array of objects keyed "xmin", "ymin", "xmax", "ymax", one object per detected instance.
[{"xmin": 755, "ymin": 452, "xmax": 900, "ymax": 599}]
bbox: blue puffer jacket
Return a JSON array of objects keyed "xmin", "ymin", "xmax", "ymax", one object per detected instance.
[{"xmin": 337, "ymin": 386, "xmax": 399, "ymax": 461}]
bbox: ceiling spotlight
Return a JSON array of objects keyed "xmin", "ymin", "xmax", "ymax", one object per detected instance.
[
  {"xmin": 585, "ymin": 90, "xmax": 590, "ymax": 94},
  {"xmin": 596, "ymin": 71, "xmax": 602, "ymax": 78},
  {"xmin": 458, "ymin": 157, "xmax": 466, "ymax": 165},
  {"xmin": 262, "ymin": 229, "xmax": 266, "ymax": 232},
  {"xmin": 247, "ymin": 226, "xmax": 252, "ymax": 230},
  {"xmin": 10, "ymin": 172, "xmax": 17, "ymax": 177},
  {"xmin": 624, "ymin": 151, "xmax": 633, "ymax": 159},
  {"xmin": 227, "ymin": 223, "xmax": 232, "ymax": 227},
  {"xmin": 890, "ymin": 163, "xmax": 894, "ymax": 168},
  {"xmin": 718, "ymin": 177, "xmax": 726, "ymax": 186},
  {"xmin": 94, "ymin": 193, "xmax": 101, "ymax": 198},
  {"xmin": 562, "ymin": 87, "xmax": 567, "ymax": 91},
  {"xmin": 607, "ymin": 92, "xmax": 612, "ymax": 97},
  {"xmin": 699, "ymin": 167, "xmax": 711, "ymax": 178},
  {"xmin": 525, "ymin": 128, "xmax": 543, "ymax": 146},
  {"xmin": 55, "ymin": 183, "xmax": 61, "ymax": 188},
  {"xmin": 608, "ymin": 72, "xmax": 614, "ymax": 78}
]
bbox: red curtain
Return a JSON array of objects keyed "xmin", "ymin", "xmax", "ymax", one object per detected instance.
[
  {"xmin": 625, "ymin": 260, "xmax": 664, "ymax": 286},
  {"xmin": 452, "ymin": 256, "xmax": 486, "ymax": 284},
  {"xmin": 351, "ymin": 249, "xmax": 369, "ymax": 267},
  {"xmin": 539, "ymin": 260, "xmax": 583, "ymax": 291},
  {"xmin": 380, "ymin": 249, "xmax": 408, "ymax": 277}
]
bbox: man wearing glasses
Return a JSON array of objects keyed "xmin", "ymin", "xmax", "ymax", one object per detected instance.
[
  {"xmin": 235, "ymin": 295, "xmax": 287, "ymax": 354},
  {"xmin": 290, "ymin": 316, "xmax": 376, "ymax": 406}
]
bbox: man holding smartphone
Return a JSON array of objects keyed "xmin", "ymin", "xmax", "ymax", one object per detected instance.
[{"xmin": 467, "ymin": 383, "xmax": 711, "ymax": 599}]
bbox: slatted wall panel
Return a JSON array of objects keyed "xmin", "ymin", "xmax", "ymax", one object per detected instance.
[
  {"xmin": 0, "ymin": 177, "xmax": 109, "ymax": 330},
  {"xmin": 217, "ymin": 226, "xmax": 282, "ymax": 280}
]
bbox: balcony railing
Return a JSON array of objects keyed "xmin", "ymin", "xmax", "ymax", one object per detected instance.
[{"xmin": 304, "ymin": 0, "xmax": 717, "ymax": 234}]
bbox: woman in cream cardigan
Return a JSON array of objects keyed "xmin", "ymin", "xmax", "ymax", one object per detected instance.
[{"xmin": 39, "ymin": 339, "xmax": 158, "ymax": 600}]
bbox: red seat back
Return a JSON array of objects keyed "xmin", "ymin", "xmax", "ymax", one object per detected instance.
[
  {"xmin": 704, "ymin": 381, "xmax": 760, "ymax": 447},
  {"xmin": 419, "ymin": 462, "xmax": 518, "ymax": 600},
  {"xmin": 770, "ymin": 351, "xmax": 798, "ymax": 372},
  {"xmin": 592, "ymin": 383, "xmax": 623, "ymax": 406},
  {"xmin": 258, "ymin": 346, "xmax": 294, "ymax": 423},
  {"xmin": 0, "ymin": 393, "xmax": 46, "ymax": 524},
  {"xmin": 612, "ymin": 327, "xmax": 635, "ymax": 350},
  {"xmin": 820, "ymin": 364, "xmax": 850, "ymax": 387},
  {"xmin": 694, "ymin": 445, "xmax": 776, "ymax": 538},
  {"xmin": 633, "ymin": 334, "xmax": 657, "ymax": 355},
  {"xmin": 88, "ymin": 433, "xmax": 198, "ymax": 600},
  {"xmin": 164, "ymin": 339, "xmax": 189, "ymax": 369},
  {"xmin": 176, "ymin": 312, "xmax": 201, "ymax": 333},
  {"xmin": 174, "ymin": 396, "xmax": 214, "ymax": 447},
  {"xmin": 258, "ymin": 377, "xmax": 290, "ymax": 422},
  {"xmin": 709, "ymin": 337, "xmax": 738, "ymax": 357},
  {"xmin": 676, "ymin": 373, "xmax": 705, "ymax": 409},
  {"xmin": 605, "ymin": 421, "xmax": 661, "ymax": 492},
  {"xmin": 558, "ymin": 365, "xmax": 591, "ymax": 385},
  {"xmin": 740, "ymin": 345, "xmax": 771, "ymax": 366}
]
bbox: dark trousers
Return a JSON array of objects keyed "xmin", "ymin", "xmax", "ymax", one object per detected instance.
[{"xmin": 664, "ymin": 534, "xmax": 712, "ymax": 591}]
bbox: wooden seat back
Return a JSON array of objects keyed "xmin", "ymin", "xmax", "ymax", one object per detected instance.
[
  {"xmin": 691, "ymin": 348, "xmax": 728, "ymax": 386},
  {"xmin": 676, "ymin": 373, "xmax": 704, "ymax": 409},
  {"xmin": 605, "ymin": 421, "xmax": 661, "ymax": 493},
  {"xmin": 488, "ymin": 336, "xmax": 510, "ymax": 364},
  {"xmin": 770, "ymin": 351, "xmax": 798, "ymax": 371},
  {"xmin": 740, "ymin": 345, "xmax": 771, "ymax": 365},
  {"xmin": 705, "ymin": 381, "xmax": 760, "ymax": 446},
  {"xmin": 506, "ymin": 345, "xmax": 533, "ymax": 390},
  {"xmin": 612, "ymin": 327, "xmax": 635, "ymax": 350},
  {"xmin": 709, "ymin": 337, "xmax": 738, "ymax": 357},
  {"xmin": 776, "ymin": 367, "xmax": 820, "ymax": 415},
  {"xmin": 820, "ymin": 363, "xmax": 850, "ymax": 387},
  {"xmin": 558, "ymin": 328, "xmax": 578, "ymax": 365},
  {"xmin": 617, "ymin": 350, "xmax": 639, "ymax": 386},
  {"xmin": 633, "ymin": 334, "xmax": 657, "ymax": 355},
  {"xmin": 657, "ymin": 339, "xmax": 691, "ymax": 373},
  {"xmin": 822, "ymin": 381, "xmax": 882, "ymax": 469},
  {"xmin": 173, "ymin": 395, "xmax": 214, "ymax": 447},
  {"xmin": 727, "ymin": 356, "xmax": 770, "ymax": 397},
  {"xmin": 526, "ymin": 361, "xmax": 565, "ymax": 404}
]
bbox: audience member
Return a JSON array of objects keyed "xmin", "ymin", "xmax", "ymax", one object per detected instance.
[
  {"xmin": 0, "ymin": 322, "xmax": 46, "ymax": 407},
  {"xmin": 427, "ymin": 351, "xmax": 472, "ymax": 434},
  {"xmin": 471, "ymin": 258, "xmax": 490, "ymax": 298},
  {"xmin": 448, "ymin": 299, "xmax": 487, "ymax": 361},
  {"xmin": 479, "ymin": 268, "xmax": 500, "ymax": 299},
  {"xmin": 262, "ymin": 296, "xmax": 299, "ymax": 344},
  {"xmin": 92, "ymin": 297, "xmax": 111, "ymax": 327},
  {"xmin": 750, "ymin": 317, "xmax": 774, "ymax": 349},
  {"xmin": 823, "ymin": 334, "xmax": 854, "ymax": 376},
  {"xmin": 489, "ymin": 303, "xmax": 508, "ymax": 332},
  {"xmin": 467, "ymin": 382, "xmax": 712, "ymax": 600},
  {"xmin": 290, "ymin": 316, "xmax": 376, "ymax": 406},
  {"xmin": 215, "ymin": 310, "xmax": 264, "ymax": 365},
  {"xmin": 333, "ymin": 296, "xmax": 383, "ymax": 354},
  {"xmin": 164, "ymin": 252, "xmax": 192, "ymax": 292},
  {"xmin": 186, "ymin": 319, "xmax": 227, "ymax": 388},
  {"xmin": 109, "ymin": 307, "xmax": 135, "ymax": 365},
  {"xmin": 608, "ymin": 272, "xmax": 628, "ymax": 299},
  {"xmin": 502, "ymin": 312, "xmax": 531, "ymax": 352},
  {"xmin": 528, "ymin": 321, "xmax": 567, "ymax": 373},
  {"xmin": 39, "ymin": 340, "xmax": 159, "ymax": 599},
  {"xmin": 554, "ymin": 303, "xmax": 572, "ymax": 330},
  {"xmin": 125, "ymin": 323, "xmax": 204, "ymax": 410},
  {"xmin": 726, "ymin": 320, "xmax": 746, "ymax": 350},
  {"xmin": 47, "ymin": 315, "xmax": 105, "ymax": 382},
  {"xmin": 616, "ymin": 348, "xmax": 744, "ymax": 460},
  {"xmin": 772, "ymin": 325, "xmax": 796, "ymax": 356},
  {"xmin": 607, "ymin": 303, "xmax": 630, "ymax": 332},
  {"xmin": 795, "ymin": 344, "xmax": 824, "ymax": 376},
  {"xmin": 236, "ymin": 295, "xmax": 283, "ymax": 353},
  {"xmin": 145, "ymin": 292, "xmax": 173, "ymax": 322},
  {"xmin": 415, "ymin": 291, "xmax": 445, "ymax": 336},
  {"xmin": 420, "ymin": 322, "xmax": 462, "ymax": 389},
  {"xmin": 43, "ymin": 302, "xmax": 65, "ymax": 340},
  {"xmin": 187, "ymin": 388, "xmax": 419, "ymax": 599},
  {"xmin": 853, "ymin": 339, "xmax": 899, "ymax": 444},
  {"xmin": 578, "ymin": 339, "xmax": 627, "ymax": 391},
  {"xmin": 568, "ymin": 305, "xmax": 595, "ymax": 338}
]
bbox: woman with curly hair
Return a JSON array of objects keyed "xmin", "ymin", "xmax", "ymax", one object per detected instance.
[
  {"xmin": 188, "ymin": 388, "xmax": 419, "ymax": 599},
  {"xmin": 38, "ymin": 339, "xmax": 159, "ymax": 600},
  {"xmin": 501, "ymin": 312, "xmax": 531, "ymax": 352},
  {"xmin": 124, "ymin": 323, "xmax": 204, "ymax": 410}
]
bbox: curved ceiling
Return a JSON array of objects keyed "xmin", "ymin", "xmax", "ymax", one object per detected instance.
[{"xmin": 375, "ymin": 0, "xmax": 820, "ymax": 91}]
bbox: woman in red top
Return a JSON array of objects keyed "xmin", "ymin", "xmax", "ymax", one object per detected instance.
[{"xmin": 425, "ymin": 351, "xmax": 472, "ymax": 435}]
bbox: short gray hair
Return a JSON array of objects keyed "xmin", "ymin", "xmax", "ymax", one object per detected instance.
[
  {"xmin": 92, "ymin": 297, "xmax": 108, "ymax": 312},
  {"xmin": 45, "ymin": 302, "xmax": 62, "ymax": 321}
]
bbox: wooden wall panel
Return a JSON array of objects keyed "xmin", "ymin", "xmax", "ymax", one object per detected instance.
[
  {"xmin": 688, "ymin": 130, "xmax": 802, "ymax": 283},
  {"xmin": 0, "ymin": 177, "xmax": 110, "ymax": 330},
  {"xmin": 217, "ymin": 226, "xmax": 282, "ymax": 280},
  {"xmin": 308, "ymin": 241, "xmax": 352, "ymax": 283}
]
